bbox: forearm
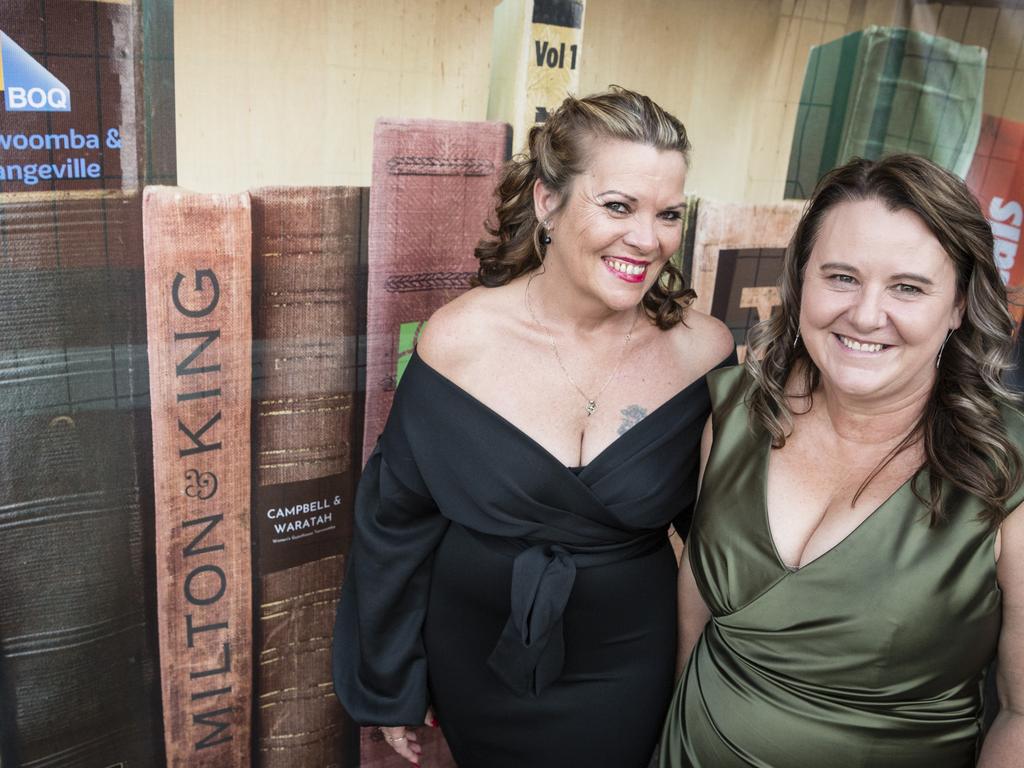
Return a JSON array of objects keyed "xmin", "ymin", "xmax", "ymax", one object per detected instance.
[
  {"xmin": 978, "ymin": 710, "xmax": 1024, "ymax": 767},
  {"xmin": 675, "ymin": 615, "xmax": 704, "ymax": 679},
  {"xmin": 674, "ymin": 546, "xmax": 710, "ymax": 681}
]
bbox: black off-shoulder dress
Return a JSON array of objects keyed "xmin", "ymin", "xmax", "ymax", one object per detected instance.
[{"xmin": 333, "ymin": 349, "xmax": 731, "ymax": 768}]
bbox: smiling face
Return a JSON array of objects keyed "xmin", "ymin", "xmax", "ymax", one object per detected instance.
[
  {"xmin": 534, "ymin": 137, "xmax": 687, "ymax": 313},
  {"xmin": 799, "ymin": 198, "xmax": 964, "ymax": 405}
]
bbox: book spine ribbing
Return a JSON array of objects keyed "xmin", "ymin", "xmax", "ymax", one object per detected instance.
[
  {"xmin": 143, "ymin": 185, "xmax": 253, "ymax": 767},
  {"xmin": 359, "ymin": 117, "xmax": 510, "ymax": 768},
  {"xmin": 250, "ymin": 186, "xmax": 362, "ymax": 767}
]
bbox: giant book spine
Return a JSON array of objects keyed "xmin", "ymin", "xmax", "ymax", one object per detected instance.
[
  {"xmin": 690, "ymin": 201, "xmax": 804, "ymax": 362},
  {"xmin": 0, "ymin": 195, "xmax": 164, "ymax": 768},
  {"xmin": 488, "ymin": 0, "xmax": 586, "ymax": 149},
  {"xmin": 359, "ymin": 119, "xmax": 510, "ymax": 768},
  {"xmin": 0, "ymin": 1, "xmax": 174, "ymax": 766},
  {"xmin": 250, "ymin": 187, "xmax": 362, "ymax": 767},
  {"xmin": 143, "ymin": 187, "xmax": 253, "ymax": 767},
  {"xmin": 361, "ymin": 118, "xmax": 511, "ymax": 464}
]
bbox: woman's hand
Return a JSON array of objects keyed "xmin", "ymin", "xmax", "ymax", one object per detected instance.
[
  {"xmin": 379, "ymin": 709, "xmax": 436, "ymax": 766},
  {"xmin": 380, "ymin": 725, "xmax": 421, "ymax": 765}
]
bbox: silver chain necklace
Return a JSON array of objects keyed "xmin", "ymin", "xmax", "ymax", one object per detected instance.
[{"xmin": 524, "ymin": 272, "xmax": 638, "ymax": 417}]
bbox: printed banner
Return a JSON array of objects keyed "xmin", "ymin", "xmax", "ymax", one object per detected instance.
[
  {"xmin": 786, "ymin": 26, "xmax": 985, "ymax": 198},
  {"xmin": 249, "ymin": 186, "xmax": 363, "ymax": 767},
  {"xmin": 252, "ymin": 475, "xmax": 349, "ymax": 574},
  {"xmin": 526, "ymin": 0, "xmax": 585, "ymax": 127},
  {"xmin": 143, "ymin": 186, "xmax": 253, "ymax": 767},
  {"xmin": 967, "ymin": 114, "xmax": 1024, "ymax": 324},
  {"xmin": 0, "ymin": 2, "xmax": 173, "ymax": 767},
  {"xmin": 361, "ymin": 118, "xmax": 510, "ymax": 466},
  {"xmin": 488, "ymin": 0, "xmax": 585, "ymax": 150},
  {"xmin": 0, "ymin": 1, "xmax": 140, "ymax": 193},
  {"xmin": 691, "ymin": 200, "xmax": 804, "ymax": 361}
]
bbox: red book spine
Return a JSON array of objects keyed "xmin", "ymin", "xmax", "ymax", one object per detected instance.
[{"xmin": 143, "ymin": 186, "xmax": 253, "ymax": 768}]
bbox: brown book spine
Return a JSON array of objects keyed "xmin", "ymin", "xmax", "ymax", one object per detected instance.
[
  {"xmin": 0, "ymin": 1, "xmax": 174, "ymax": 765},
  {"xmin": 143, "ymin": 186, "xmax": 253, "ymax": 767},
  {"xmin": 359, "ymin": 118, "xmax": 510, "ymax": 768},
  {"xmin": 361, "ymin": 118, "xmax": 511, "ymax": 465},
  {"xmin": 0, "ymin": 196, "xmax": 164, "ymax": 768},
  {"xmin": 250, "ymin": 186, "xmax": 362, "ymax": 767}
]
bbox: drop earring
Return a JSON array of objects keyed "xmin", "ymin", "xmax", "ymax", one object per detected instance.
[
  {"xmin": 541, "ymin": 219, "xmax": 552, "ymax": 245},
  {"xmin": 793, "ymin": 329, "xmax": 801, "ymax": 349},
  {"xmin": 936, "ymin": 329, "xmax": 953, "ymax": 369}
]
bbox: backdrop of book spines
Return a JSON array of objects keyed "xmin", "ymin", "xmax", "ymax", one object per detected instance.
[
  {"xmin": 250, "ymin": 186, "xmax": 363, "ymax": 768},
  {"xmin": 0, "ymin": 1, "xmax": 173, "ymax": 767}
]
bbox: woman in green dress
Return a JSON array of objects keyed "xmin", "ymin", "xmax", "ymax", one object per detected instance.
[{"xmin": 661, "ymin": 154, "xmax": 1024, "ymax": 767}]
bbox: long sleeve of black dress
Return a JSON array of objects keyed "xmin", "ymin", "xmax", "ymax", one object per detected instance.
[{"xmin": 332, "ymin": 410, "xmax": 449, "ymax": 726}]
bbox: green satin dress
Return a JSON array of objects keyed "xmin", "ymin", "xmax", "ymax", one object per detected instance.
[{"xmin": 660, "ymin": 365, "xmax": 1024, "ymax": 768}]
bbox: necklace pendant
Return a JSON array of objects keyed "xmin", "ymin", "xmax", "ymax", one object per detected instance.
[{"xmin": 585, "ymin": 400, "xmax": 597, "ymax": 416}]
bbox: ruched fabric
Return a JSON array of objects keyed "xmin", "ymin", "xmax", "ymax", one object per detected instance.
[
  {"xmin": 660, "ymin": 365, "xmax": 1024, "ymax": 768},
  {"xmin": 334, "ymin": 348, "xmax": 733, "ymax": 767}
]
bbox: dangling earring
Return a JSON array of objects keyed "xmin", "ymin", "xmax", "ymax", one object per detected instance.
[
  {"xmin": 936, "ymin": 329, "xmax": 954, "ymax": 369},
  {"xmin": 541, "ymin": 219, "xmax": 552, "ymax": 245},
  {"xmin": 793, "ymin": 329, "xmax": 801, "ymax": 350}
]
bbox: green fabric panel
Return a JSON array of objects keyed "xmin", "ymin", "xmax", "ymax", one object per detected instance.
[
  {"xmin": 817, "ymin": 30, "xmax": 862, "ymax": 184},
  {"xmin": 860, "ymin": 28, "xmax": 909, "ymax": 160},
  {"xmin": 786, "ymin": 26, "xmax": 986, "ymax": 199},
  {"xmin": 785, "ymin": 30, "xmax": 862, "ymax": 199},
  {"xmin": 785, "ymin": 37, "xmax": 838, "ymax": 198}
]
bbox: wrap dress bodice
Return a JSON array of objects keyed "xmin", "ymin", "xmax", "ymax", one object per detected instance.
[
  {"xmin": 334, "ymin": 349, "xmax": 730, "ymax": 735},
  {"xmin": 660, "ymin": 365, "xmax": 1024, "ymax": 768}
]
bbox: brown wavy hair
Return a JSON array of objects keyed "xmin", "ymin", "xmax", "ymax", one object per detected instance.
[
  {"xmin": 746, "ymin": 154, "xmax": 1022, "ymax": 527},
  {"xmin": 475, "ymin": 86, "xmax": 695, "ymax": 329}
]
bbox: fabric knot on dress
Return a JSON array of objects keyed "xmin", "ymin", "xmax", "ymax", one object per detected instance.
[{"xmin": 487, "ymin": 543, "xmax": 577, "ymax": 696}]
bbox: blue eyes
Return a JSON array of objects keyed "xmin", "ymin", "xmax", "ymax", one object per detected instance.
[
  {"xmin": 603, "ymin": 201, "xmax": 681, "ymax": 221},
  {"xmin": 894, "ymin": 283, "xmax": 923, "ymax": 295},
  {"xmin": 826, "ymin": 274, "xmax": 924, "ymax": 295},
  {"xmin": 829, "ymin": 274, "xmax": 856, "ymax": 284}
]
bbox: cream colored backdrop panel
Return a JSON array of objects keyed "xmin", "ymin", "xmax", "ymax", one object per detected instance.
[
  {"xmin": 174, "ymin": 0, "xmax": 495, "ymax": 191},
  {"xmin": 582, "ymin": 0, "xmax": 1024, "ymax": 202},
  {"xmin": 579, "ymin": 0, "xmax": 865, "ymax": 202},
  {"xmin": 175, "ymin": 0, "xmax": 1024, "ymax": 199}
]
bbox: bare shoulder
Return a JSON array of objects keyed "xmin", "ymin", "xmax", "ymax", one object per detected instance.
[
  {"xmin": 416, "ymin": 284, "xmax": 517, "ymax": 372},
  {"xmin": 669, "ymin": 308, "xmax": 735, "ymax": 372},
  {"xmin": 998, "ymin": 501, "xmax": 1024, "ymax": 572}
]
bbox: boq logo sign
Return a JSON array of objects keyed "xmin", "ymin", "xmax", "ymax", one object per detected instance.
[{"xmin": 0, "ymin": 31, "xmax": 70, "ymax": 112}]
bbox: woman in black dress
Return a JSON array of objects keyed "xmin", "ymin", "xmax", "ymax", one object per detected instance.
[{"xmin": 333, "ymin": 87, "xmax": 734, "ymax": 767}]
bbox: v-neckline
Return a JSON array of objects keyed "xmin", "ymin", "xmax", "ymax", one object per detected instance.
[
  {"xmin": 758, "ymin": 433, "xmax": 917, "ymax": 574},
  {"xmin": 410, "ymin": 348, "xmax": 712, "ymax": 474}
]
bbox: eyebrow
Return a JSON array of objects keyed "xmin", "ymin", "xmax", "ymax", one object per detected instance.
[
  {"xmin": 597, "ymin": 190, "xmax": 686, "ymax": 209},
  {"xmin": 890, "ymin": 272, "xmax": 934, "ymax": 285},
  {"xmin": 819, "ymin": 262, "xmax": 935, "ymax": 285},
  {"xmin": 597, "ymin": 189, "xmax": 638, "ymax": 202}
]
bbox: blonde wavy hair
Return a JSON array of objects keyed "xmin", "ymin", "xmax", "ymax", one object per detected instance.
[
  {"xmin": 474, "ymin": 86, "xmax": 695, "ymax": 329},
  {"xmin": 746, "ymin": 154, "xmax": 1021, "ymax": 527}
]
